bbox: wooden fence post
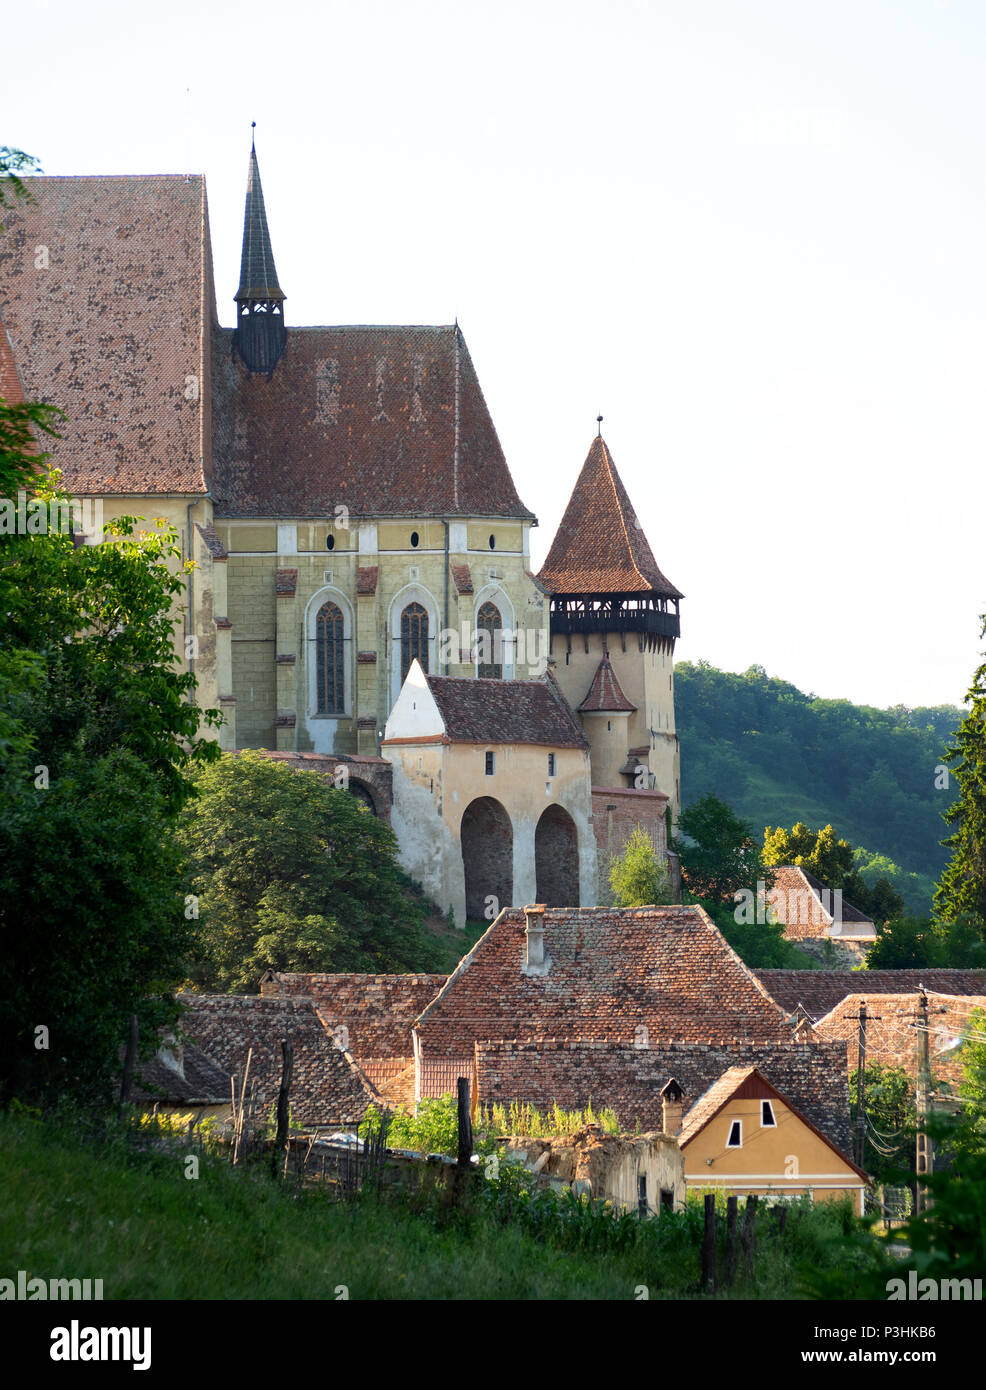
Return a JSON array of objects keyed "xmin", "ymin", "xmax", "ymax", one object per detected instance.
[
  {"xmin": 701, "ymin": 1194, "xmax": 717, "ymax": 1293},
  {"xmin": 724, "ymin": 1195, "xmax": 739, "ymax": 1286},
  {"xmin": 271, "ymin": 1038, "xmax": 293, "ymax": 1179},
  {"xmin": 455, "ymin": 1076, "xmax": 473, "ymax": 1202},
  {"xmin": 742, "ymin": 1194, "xmax": 758, "ymax": 1280}
]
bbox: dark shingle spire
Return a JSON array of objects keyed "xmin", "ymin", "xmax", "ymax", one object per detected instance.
[{"xmin": 233, "ymin": 125, "xmax": 286, "ymax": 377}]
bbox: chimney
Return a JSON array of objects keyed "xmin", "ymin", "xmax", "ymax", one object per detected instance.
[
  {"xmin": 661, "ymin": 1077, "xmax": 684, "ymax": 1136},
  {"xmin": 524, "ymin": 903, "xmax": 546, "ymax": 968}
]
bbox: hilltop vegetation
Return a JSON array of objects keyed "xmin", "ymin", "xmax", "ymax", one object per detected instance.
[{"xmin": 675, "ymin": 661, "xmax": 963, "ymax": 915}]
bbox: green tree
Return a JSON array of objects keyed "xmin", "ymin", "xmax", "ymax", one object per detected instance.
[
  {"xmin": 675, "ymin": 794, "xmax": 774, "ymax": 908},
  {"xmin": 849, "ymin": 1063, "xmax": 915, "ymax": 1184},
  {"xmin": 865, "ymin": 917, "xmax": 940, "ymax": 969},
  {"xmin": 763, "ymin": 821, "xmax": 904, "ymax": 922},
  {"xmin": 934, "ymin": 616, "xmax": 986, "ymax": 937},
  {"xmin": 607, "ymin": 826, "xmax": 674, "ymax": 907},
  {"xmin": 179, "ymin": 751, "xmax": 443, "ymax": 991},
  {"xmin": 0, "ymin": 479, "xmax": 220, "ymax": 1105}
]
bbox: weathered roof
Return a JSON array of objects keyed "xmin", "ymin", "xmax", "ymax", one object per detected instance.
[
  {"xmin": 421, "ymin": 672, "xmax": 590, "ymax": 748},
  {"xmin": 417, "ymin": 906, "xmax": 795, "ymax": 1057},
  {"xmin": 0, "ymin": 324, "xmax": 26, "ymax": 404},
  {"xmin": 211, "ymin": 323, "xmax": 536, "ymax": 519},
  {"xmin": 474, "ymin": 1037, "xmax": 854, "ymax": 1157},
  {"xmin": 537, "ymin": 436, "xmax": 682, "ymax": 598},
  {"xmin": 0, "ymin": 176, "xmax": 214, "ymax": 496},
  {"xmin": 235, "ymin": 144, "xmax": 284, "ymax": 303},
  {"xmin": 131, "ymin": 1043, "xmax": 232, "ymax": 1107},
  {"xmin": 177, "ymin": 993, "xmax": 375, "ymax": 1127},
  {"xmin": 814, "ymin": 990, "xmax": 986, "ymax": 1092},
  {"xmin": 577, "ymin": 654, "xmax": 636, "ymax": 713},
  {"xmin": 767, "ymin": 865, "xmax": 873, "ymax": 938},
  {"xmin": 755, "ymin": 969, "xmax": 986, "ymax": 1021},
  {"xmin": 260, "ymin": 972, "xmax": 447, "ymax": 1058}
]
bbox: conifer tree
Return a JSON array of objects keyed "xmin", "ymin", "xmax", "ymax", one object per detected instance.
[{"xmin": 934, "ymin": 616, "xmax": 986, "ymax": 932}]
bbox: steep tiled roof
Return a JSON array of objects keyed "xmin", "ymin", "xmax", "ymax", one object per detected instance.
[
  {"xmin": 195, "ymin": 522, "xmax": 228, "ymax": 560},
  {"xmin": 755, "ymin": 969, "xmax": 986, "ymax": 1021},
  {"xmin": 418, "ymin": 907, "xmax": 795, "ymax": 1057},
  {"xmin": 0, "ymin": 324, "xmax": 27, "ymax": 404},
  {"xmin": 235, "ymin": 146, "xmax": 284, "ymax": 303},
  {"xmin": 261, "ymin": 973, "xmax": 447, "ymax": 1058},
  {"xmin": 452, "ymin": 564, "xmax": 473, "ymax": 595},
  {"xmin": 211, "ymin": 323, "xmax": 535, "ymax": 519},
  {"xmin": 0, "ymin": 177, "xmax": 213, "ymax": 496},
  {"xmin": 417, "ymin": 672, "xmax": 589, "ymax": 748},
  {"xmin": 577, "ymin": 654, "xmax": 636, "ymax": 713},
  {"xmin": 537, "ymin": 437, "xmax": 682, "ymax": 598},
  {"xmin": 474, "ymin": 1037, "xmax": 853, "ymax": 1156},
  {"xmin": 768, "ymin": 865, "xmax": 873, "ymax": 938},
  {"xmin": 177, "ymin": 994, "xmax": 374, "ymax": 1127},
  {"xmin": 131, "ymin": 1044, "xmax": 232, "ymax": 1107},
  {"xmin": 814, "ymin": 991, "xmax": 986, "ymax": 1091}
]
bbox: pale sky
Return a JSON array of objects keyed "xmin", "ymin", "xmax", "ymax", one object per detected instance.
[{"xmin": 7, "ymin": 0, "xmax": 985, "ymax": 709}]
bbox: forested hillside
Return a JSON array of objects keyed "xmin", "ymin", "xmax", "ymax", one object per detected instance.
[{"xmin": 674, "ymin": 662, "xmax": 964, "ymax": 915}]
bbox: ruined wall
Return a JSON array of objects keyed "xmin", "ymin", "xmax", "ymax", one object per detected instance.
[{"xmin": 499, "ymin": 1125, "xmax": 685, "ymax": 1213}]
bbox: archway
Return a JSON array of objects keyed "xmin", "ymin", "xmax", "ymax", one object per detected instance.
[
  {"xmin": 535, "ymin": 805, "xmax": 580, "ymax": 907},
  {"xmin": 460, "ymin": 797, "xmax": 513, "ymax": 921},
  {"xmin": 349, "ymin": 778, "xmax": 379, "ymax": 816}
]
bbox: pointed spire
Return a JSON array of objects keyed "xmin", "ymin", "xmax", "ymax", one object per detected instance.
[
  {"xmin": 233, "ymin": 126, "xmax": 286, "ymax": 376},
  {"xmin": 537, "ymin": 435, "xmax": 683, "ymax": 599},
  {"xmin": 577, "ymin": 653, "xmax": 637, "ymax": 714}
]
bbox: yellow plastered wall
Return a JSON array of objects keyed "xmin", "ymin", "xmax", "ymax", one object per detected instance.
[{"xmin": 682, "ymin": 1094, "xmax": 865, "ymax": 1210}]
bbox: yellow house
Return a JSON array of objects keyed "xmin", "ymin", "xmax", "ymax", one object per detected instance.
[{"xmin": 677, "ymin": 1065, "xmax": 868, "ymax": 1213}]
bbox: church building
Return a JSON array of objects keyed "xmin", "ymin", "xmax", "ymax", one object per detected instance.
[{"xmin": 0, "ymin": 138, "xmax": 683, "ymax": 921}]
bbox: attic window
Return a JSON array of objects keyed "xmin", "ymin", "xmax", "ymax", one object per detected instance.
[
  {"xmin": 485, "ymin": 751, "xmax": 495, "ymax": 775},
  {"xmin": 727, "ymin": 1120, "xmax": 743, "ymax": 1148},
  {"xmin": 489, "ymin": 534, "xmax": 496, "ymax": 550},
  {"xmin": 326, "ymin": 534, "xmax": 335, "ymax": 551},
  {"xmin": 761, "ymin": 1100, "xmax": 776, "ymax": 1127},
  {"xmin": 410, "ymin": 531, "xmax": 420, "ymax": 548}
]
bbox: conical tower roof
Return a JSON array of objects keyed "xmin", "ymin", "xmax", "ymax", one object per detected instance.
[
  {"xmin": 537, "ymin": 436, "xmax": 682, "ymax": 598},
  {"xmin": 235, "ymin": 137, "xmax": 284, "ymax": 304},
  {"xmin": 577, "ymin": 654, "xmax": 637, "ymax": 713}
]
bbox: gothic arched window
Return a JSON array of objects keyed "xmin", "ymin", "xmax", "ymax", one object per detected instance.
[
  {"xmin": 316, "ymin": 601, "xmax": 345, "ymax": 714},
  {"xmin": 401, "ymin": 602, "xmax": 429, "ymax": 681},
  {"xmin": 477, "ymin": 601, "xmax": 502, "ymax": 679}
]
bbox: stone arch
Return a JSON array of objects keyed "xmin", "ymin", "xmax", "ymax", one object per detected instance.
[
  {"xmin": 460, "ymin": 796, "xmax": 513, "ymax": 922},
  {"xmin": 535, "ymin": 804, "xmax": 580, "ymax": 907},
  {"xmin": 348, "ymin": 777, "xmax": 380, "ymax": 816}
]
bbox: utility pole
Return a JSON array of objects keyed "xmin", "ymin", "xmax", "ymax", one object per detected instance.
[
  {"xmin": 915, "ymin": 989, "xmax": 933, "ymax": 1214},
  {"xmin": 854, "ymin": 1000, "xmax": 868, "ymax": 1170}
]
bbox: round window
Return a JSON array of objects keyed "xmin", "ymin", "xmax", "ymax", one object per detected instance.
[
  {"xmin": 410, "ymin": 531, "xmax": 420, "ymax": 548},
  {"xmin": 326, "ymin": 534, "xmax": 335, "ymax": 551}
]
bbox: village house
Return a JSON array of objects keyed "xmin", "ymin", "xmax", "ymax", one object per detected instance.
[
  {"xmin": 764, "ymin": 865, "xmax": 876, "ymax": 963},
  {"xmin": 755, "ymin": 968, "xmax": 986, "ymax": 1028}
]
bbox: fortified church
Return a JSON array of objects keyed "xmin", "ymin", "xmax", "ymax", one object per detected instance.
[{"xmin": 0, "ymin": 140, "xmax": 684, "ymax": 924}]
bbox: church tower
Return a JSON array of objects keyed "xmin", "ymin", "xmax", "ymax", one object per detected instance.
[
  {"xmin": 232, "ymin": 128, "xmax": 286, "ymax": 376},
  {"xmin": 538, "ymin": 433, "xmax": 683, "ymax": 820}
]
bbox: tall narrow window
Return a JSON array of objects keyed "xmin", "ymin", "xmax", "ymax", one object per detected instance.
[
  {"xmin": 316, "ymin": 601, "xmax": 345, "ymax": 713},
  {"xmin": 401, "ymin": 602, "xmax": 428, "ymax": 681},
  {"xmin": 476, "ymin": 601, "xmax": 502, "ymax": 679}
]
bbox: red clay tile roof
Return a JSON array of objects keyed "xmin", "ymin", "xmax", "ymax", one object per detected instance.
[
  {"xmin": 814, "ymin": 991, "xmax": 986, "ymax": 1093},
  {"xmin": 474, "ymin": 1037, "xmax": 853, "ymax": 1156},
  {"xmin": 0, "ymin": 177, "xmax": 213, "ymax": 496},
  {"xmin": 418, "ymin": 906, "xmax": 795, "ymax": 1058},
  {"xmin": 131, "ymin": 1043, "xmax": 232, "ymax": 1107},
  {"xmin": 0, "ymin": 324, "xmax": 27, "ymax": 405},
  {"xmin": 577, "ymin": 654, "xmax": 636, "ymax": 713},
  {"xmin": 177, "ymin": 993, "xmax": 374, "ymax": 1127},
  {"xmin": 767, "ymin": 865, "xmax": 873, "ymax": 939},
  {"xmin": 263, "ymin": 973, "xmax": 448, "ymax": 1058},
  {"xmin": 211, "ymin": 323, "xmax": 536, "ymax": 519},
  {"xmin": 755, "ymin": 969, "xmax": 986, "ymax": 1021},
  {"xmin": 356, "ymin": 565, "xmax": 378, "ymax": 595},
  {"xmin": 195, "ymin": 522, "xmax": 228, "ymax": 560},
  {"xmin": 452, "ymin": 563, "xmax": 473, "ymax": 595},
  {"xmin": 537, "ymin": 436, "xmax": 682, "ymax": 598},
  {"xmin": 420, "ymin": 672, "xmax": 589, "ymax": 748}
]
